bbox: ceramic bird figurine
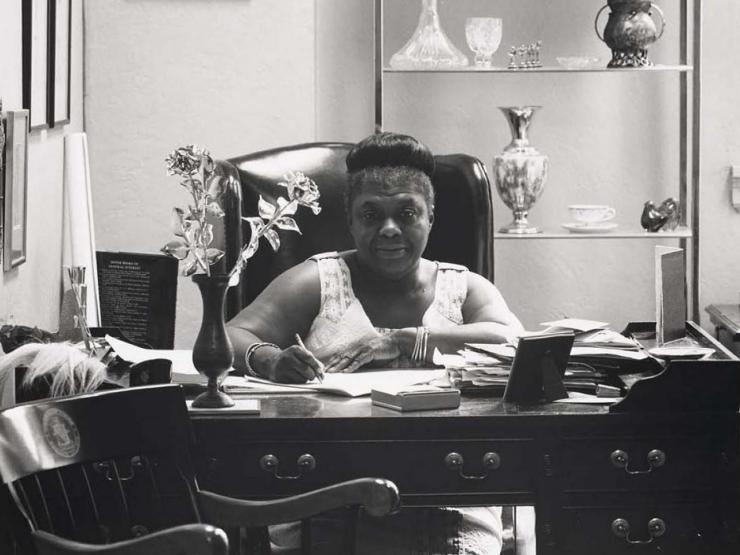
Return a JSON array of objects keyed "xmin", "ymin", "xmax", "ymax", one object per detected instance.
[{"xmin": 641, "ymin": 197, "xmax": 680, "ymax": 232}]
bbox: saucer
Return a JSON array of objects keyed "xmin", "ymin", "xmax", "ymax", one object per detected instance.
[{"xmin": 562, "ymin": 222, "xmax": 618, "ymax": 234}]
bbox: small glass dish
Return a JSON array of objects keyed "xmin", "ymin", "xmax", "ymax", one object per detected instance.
[{"xmin": 556, "ymin": 56, "xmax": 600, "ymax": 70}]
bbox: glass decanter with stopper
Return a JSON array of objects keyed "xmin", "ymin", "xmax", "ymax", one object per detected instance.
[{"xmin": 390, "ymin": 0, "xmax": 468, "ymax": 70}]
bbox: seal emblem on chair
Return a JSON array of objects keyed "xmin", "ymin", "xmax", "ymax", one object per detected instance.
[{"xmin": 42, "ymin": 408, "xmax": 80, "ymax": 458}]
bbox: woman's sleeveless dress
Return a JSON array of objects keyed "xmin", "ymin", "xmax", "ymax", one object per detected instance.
[{"xmin": 274, "ymin": 252, "xmax": 503, "ymax": 555}]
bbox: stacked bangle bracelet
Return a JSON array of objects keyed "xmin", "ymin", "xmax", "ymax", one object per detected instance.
[
  {"xmin": 411, "ymin": 326, "xmax": 429, "ymax": 364},
  {"xmin": 245, "ymin": 342, "xmax": 279, "ymax": 377}
]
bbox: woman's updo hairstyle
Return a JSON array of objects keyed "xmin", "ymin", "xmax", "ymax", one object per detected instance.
[{"xmin": 345, "ymin": 132, "xmax": 435, "ymax": 215}]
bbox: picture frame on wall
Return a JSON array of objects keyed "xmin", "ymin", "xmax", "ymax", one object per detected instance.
[
  {"xmin": 3, "ymin": 110, "xmax": 30, "ymax": 271},
  {"xmin": 22, "ymin": 0, "xmax": 52, "ymax": 131},
  {"xmin": 50, "ymin": 0, "xmax": 71, "ymax": 126}
]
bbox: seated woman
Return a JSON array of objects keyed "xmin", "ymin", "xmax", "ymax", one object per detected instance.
[
  {"xmin": 227, "ymin": 132, "xmax": 524, "ymax": 554},
  {"xmin": 228, "ymin": 132, "xmax": 522, "ymax": 382}
]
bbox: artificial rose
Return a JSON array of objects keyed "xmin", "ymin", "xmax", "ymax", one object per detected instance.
[{"xmin": 165, "ymin": 145, "xmax": 209, "ymax": 177}]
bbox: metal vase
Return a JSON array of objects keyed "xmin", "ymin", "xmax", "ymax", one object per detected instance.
[
  {"xmin": 493, "ymin": 106, "xmax": 548, "ymax": 234},
  {"xmin": 191, "ymin": 274, "xmax": 235, "ymax": 408},
  {"xmin": 595, "ymin": 0, "xmax": 666, "ymax": 68}
]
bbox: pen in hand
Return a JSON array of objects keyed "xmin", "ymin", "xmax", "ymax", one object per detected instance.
[{"xmin": 295, "ymin": 333, "xmax": 324, "ymax": 383}]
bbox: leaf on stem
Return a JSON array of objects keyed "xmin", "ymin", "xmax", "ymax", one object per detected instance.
[
  {"xmin": 206, "ymin": 248, "xmax": 225, "ymax": 265},
  {"xmin": 183, "ymin": 258, "xmax": 199, "ymax": 277},
  {"xmin": 258, "ymin": 196, "xmax": 276, "ymax": 219},
  {"xmin": 206, "ymin": 202, "xmax": 225, "ymax": 219},
  {"xmin": 171, "ymin": 208, "xmax": 187, "ymax": 237},
  {"xmin": 264, "ymin": 229, "xmax": 280, "ymax": 252},
  {"xmin": 276, "ymin": 196, "xmax": 297, "ymax": 215},
  {"xmin": 161, "ymin": 239, "xmax": 190, "ymax": 260},
  {"xmin": 274, "ymin": 216, "xmax": 301, "ymax": 233}
]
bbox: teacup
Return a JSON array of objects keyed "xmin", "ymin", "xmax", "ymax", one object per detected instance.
[{"xmin": 568, "ymin": 204, "xmax": 616, "ymax": 225}]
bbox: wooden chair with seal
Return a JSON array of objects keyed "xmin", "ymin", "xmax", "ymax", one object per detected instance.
[{"xmin": 0, "ymin": 384, "xmax": 400, "ymax": 554}]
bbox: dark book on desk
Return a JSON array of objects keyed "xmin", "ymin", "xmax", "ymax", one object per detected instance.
[
  {"xmin": 96, "ymin": 251, "xmax": 178, "ymax": 349},
  {"xmin": 371, "ymin": 385, "xmax": 460, "ymax": 412}
]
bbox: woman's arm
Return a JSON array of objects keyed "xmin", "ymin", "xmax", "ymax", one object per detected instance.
[
  {"xmin": 226, "ymin": 261, "xmax": 323, "ymax": 383},
  {"xmin": 325, "ymin": 272, "xmax": 523, "ymax": 372}
]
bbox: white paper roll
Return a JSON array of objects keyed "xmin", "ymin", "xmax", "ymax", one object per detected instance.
[{"xmin": 62, "ymin": 132, "xmax": 100, "ymax": 326}]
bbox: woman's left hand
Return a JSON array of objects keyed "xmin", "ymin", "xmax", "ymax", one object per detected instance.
[{"xmin": 324, "ymin": 334, "xmax": 401, "ymax": 373}]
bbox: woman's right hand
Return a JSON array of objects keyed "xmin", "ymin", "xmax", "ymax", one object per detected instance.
[{"xmin": 263, "ymin": 345, "xmax": 324, "ymax": 384}]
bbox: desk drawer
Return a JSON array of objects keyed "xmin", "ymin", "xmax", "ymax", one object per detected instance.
[
  {"xmin": 559, "ymin": 437, "xmax": 723, "ymax": 492},
  {"xmin": 556, "ymin": 504, "xmax": 728, "ymax": 555},
  {"xmin": 199, "ymin": 439, "xmax": 534, "ymax": 497}
]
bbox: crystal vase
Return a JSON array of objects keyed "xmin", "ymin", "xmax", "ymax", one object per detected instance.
[
  {"xmin": 390, "ymin": 0, "xmax": 468, "ymax": 70},
  {"xmin": 493, "ymin": 106, "xmax": 549, "ymax": 234},
  {"xmin": 191, "ymin": 274, "xmax": 235, "ymax": 408}
]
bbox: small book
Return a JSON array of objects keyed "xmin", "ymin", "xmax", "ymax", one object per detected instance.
[{"xmin": 371, "ymin": 385, "xmax": 460, "ymax": 412}]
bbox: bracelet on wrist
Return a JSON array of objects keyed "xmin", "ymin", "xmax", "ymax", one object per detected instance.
[
  {"xmin": 245, "ymin": 342, "xmax": 279, "ymax": 378},
  {"xmin": 411, "ymin": 326, "xmax": 429, "ymax": 364}
]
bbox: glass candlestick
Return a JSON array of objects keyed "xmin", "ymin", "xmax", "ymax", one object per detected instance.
[{"xmin": 390, "ymin": 0, "xmax": 468, "ymax": 70}]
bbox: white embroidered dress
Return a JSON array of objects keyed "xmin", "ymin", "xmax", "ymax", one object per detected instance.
[{"xmin": 303, "ymin": 251, "xmax": 467, "ymax": 365}]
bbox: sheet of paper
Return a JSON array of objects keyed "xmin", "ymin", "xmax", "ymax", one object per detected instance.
[
  {"xmin": 224, "ymin": 378, "xmax": 319, "ymax": 394},
  {"xmin": 432, "ymin": 348, "xmax": 467, "ymax": 368},
  {"xmin": 553, "ymin": 392, "xmax": 623, "ymax": 404},
  {"xmin": 106, "ymin": 335, "xmax": 205, "ymax": 384},
  {"xmin": 245, "ymin": 369, "xmax": 448, "ymax": 398},
  {"xmin": 539, "ymin": 318, "xmax": 609, "ymax": 332},
  {"xmin": 655, "ymin": 246, "xmax": 686, "ymax": 344}
]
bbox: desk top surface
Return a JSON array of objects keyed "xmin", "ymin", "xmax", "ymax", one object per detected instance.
[{"xmin": 211, "ymin": 393, "xmax": 611, "ymax": 419}]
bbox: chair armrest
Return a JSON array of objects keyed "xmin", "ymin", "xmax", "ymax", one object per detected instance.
[
  {"xmin": 197, "ymin": 477, "xmax": 400, "ymax": 527},
  {"xmin": 32, "ymin": 524, "xmax": 228, "ymax": 555}
]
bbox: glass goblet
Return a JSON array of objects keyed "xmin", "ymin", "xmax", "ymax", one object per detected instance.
[{"xmin": 465, "ymin": 17, "xmax": 503, "ymax": 68}]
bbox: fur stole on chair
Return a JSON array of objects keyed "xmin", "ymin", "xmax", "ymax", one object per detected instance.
[{"xmin": 0, "ymin": 343, "xmax": 107, "ymax": 403}]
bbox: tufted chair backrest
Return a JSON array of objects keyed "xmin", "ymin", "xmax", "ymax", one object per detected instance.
[{"xmin": 217, "ymin": 142, "xmax": 494, "ymax": 319}]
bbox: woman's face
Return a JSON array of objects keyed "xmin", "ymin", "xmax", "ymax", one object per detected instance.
[{"xmin": 348, "ymin": 171, "xmax": 433, "ymax": 279}]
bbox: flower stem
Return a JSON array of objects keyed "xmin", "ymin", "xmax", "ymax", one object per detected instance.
[{"xmin": 228, "ymin": 200, "xmax": 298, "ymax": 278}]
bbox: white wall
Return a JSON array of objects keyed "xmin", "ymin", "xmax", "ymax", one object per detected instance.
[
  {"xmin": 84, "ymin": 0, "xmax": 317, "ymax": 347},
  {"xmin": 81, "ymin": 0, "xmax": 740, "ymax": 345},
  {"xmin": 0, "ymin": 0, "xmax": 84, "ymax": 331}
]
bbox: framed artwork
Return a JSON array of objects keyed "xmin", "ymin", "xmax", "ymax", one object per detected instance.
[
  {"xmin": 50, "ymin": 0, "xmax": 71, "ymax": 126},
  {"xmin": 3, "ymin": 110, "xmax": 30, "ymax": 271},
  {"xmin": 22, "ymin": 0, "xmax": 52, "ymax": 131}
]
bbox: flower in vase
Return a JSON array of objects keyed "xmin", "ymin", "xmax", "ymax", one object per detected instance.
[
  {"xmin": 160, "ymin": 144, "xmax": 321, "ymax": 285},
  {"xmin": 160, "ymin": 145, "xmax": 229, "ymax": 277}
]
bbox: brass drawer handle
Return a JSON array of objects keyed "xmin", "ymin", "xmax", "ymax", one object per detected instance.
[
  {"xmin": 259, "ymin": 453, "xmax": 316, "ymax": 480},
  {"xmin": 611, "ymin": 517, "xmax": 666, "ymax": 545},
  {"xmin": 610, "ymin": 449, "xmax": 666, "ymax": 475},
  {"xmin": 444, "ymin": 451, "xmax": 501, "ymax": 480}
]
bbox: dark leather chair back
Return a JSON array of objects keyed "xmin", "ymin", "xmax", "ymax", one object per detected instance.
[{"xmin": 217, "ymin": 142, "xmax": 494, "ymax": 319}]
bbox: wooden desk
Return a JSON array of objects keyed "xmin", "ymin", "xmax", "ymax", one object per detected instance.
[
  {"xmin": 191, "ymin": 395, "xmax": 740, "ymax": 554},
  {"xmin": 706, "ymin": 304, "xmax": 740, "ymax": 355}
]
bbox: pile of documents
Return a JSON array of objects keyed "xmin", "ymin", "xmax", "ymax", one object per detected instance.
[{"xmin": 439, "ymin": 319, "xmax": 648, "ymax": 394}]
